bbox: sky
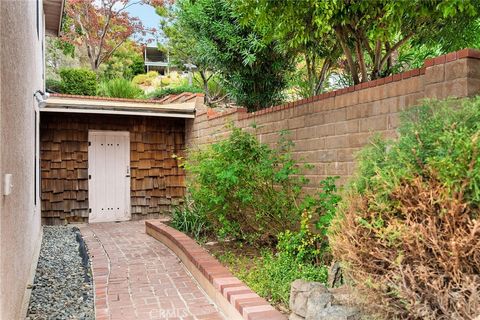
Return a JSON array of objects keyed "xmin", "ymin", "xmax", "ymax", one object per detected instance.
[{"xmin": 126, "ymin": 3, "xmax": 161, "ymax": 44}]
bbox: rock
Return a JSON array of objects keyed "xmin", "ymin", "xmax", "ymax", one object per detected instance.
[
  {"xmin": 26, "ymin": 226, "xmax": 94, "ymax": 320},
  {"xmin": 289, "ymin": 280, "xmax": 363, "ymax": 320},
  {"xmin": 309, "ymin": 305, "xmax": 361, "ymax": 320},
  {"xmin": 331, "ymin": 286, "xmax": 354, "ymax": 306},
  {"xmin": 328, "ymin": 261, "xmax": 342, "ymax": 288},
  {"xmin": 290, "ymin": 280, "xmax": 328, "ymax": 317},
  {"xmin": 289, "ymin": 313, "xmax": 305, "ymax": 320},
  {"xmin": 305, "ymin": 288, "xmax": 333, "ymax": 318},
  {"xmin": 291, "ymin": 279, "xmax": 327, "ymax": 293}
]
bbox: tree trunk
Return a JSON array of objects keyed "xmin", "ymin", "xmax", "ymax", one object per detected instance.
[
  {"xmin": 335, "ymin": 26, "xmax": 359, "ymax": 85},
  {"xmin": 199, "ymin": 70, "xmax": 210, "ymax": 105},
  {"xmin": 314, "ymin": 59, "xmax": 331, "ymax": 95},
  {"xmin": 355, "ymin": 40, "xmax": 368, "ymax": 82}
]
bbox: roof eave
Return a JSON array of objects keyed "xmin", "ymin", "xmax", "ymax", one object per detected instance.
[
  {"xmin": 40, "ymin": 107, "xmax": 195, "ymax": 119},
  {"xmin": 41, "ymin": 96, "xmax": 196, "ymax": 119},
  {"xmin": 44, "ymin": 0, "xmax": 65, "ymax": 36}
]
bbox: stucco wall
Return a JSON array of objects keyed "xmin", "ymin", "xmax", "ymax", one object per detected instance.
[
  {"xmin": 0, "ymin": 1, "xmax": 44, "ymax": 318},
  {"xmin": 186, "ymin": 50, "xmax": 480, "ymax": 193}
]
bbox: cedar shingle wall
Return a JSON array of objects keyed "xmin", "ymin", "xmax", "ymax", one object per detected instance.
[{"xmin": 41, "ymin": 113, "xmax": 186, "ymax": 224}]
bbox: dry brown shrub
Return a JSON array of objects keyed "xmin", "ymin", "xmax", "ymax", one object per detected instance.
[{"xmin": 331, "ymin": 175, "xmax": 480, "ymax": 319}]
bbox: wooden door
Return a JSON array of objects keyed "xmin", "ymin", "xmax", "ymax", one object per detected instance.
[{"xmin": 88, "ymin": 131, "xmax": 130, "ymax": 223}]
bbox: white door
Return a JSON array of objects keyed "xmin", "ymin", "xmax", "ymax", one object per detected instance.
[{"xmin": 88, "ymin": 131, "xmax": 131, "ymax": 223}]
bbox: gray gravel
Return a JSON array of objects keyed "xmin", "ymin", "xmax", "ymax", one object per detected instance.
[{"xmin": 26, "ymin": 226, "xmax": 94, "ymax": 320}]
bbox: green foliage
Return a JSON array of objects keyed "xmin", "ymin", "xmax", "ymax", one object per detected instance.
[
  {"xmin": 100, "ymin": 41, "xmax": 145, "ymax": 80},
  {"xmin": 59, "ymin": 68, "xmax": 97, "ymax": 96},
  {"xmin": 148, "ymin": 85, "xmax": 203, "ymax": 99},
  {"xmin": 176, "ymin": 0, "xmax": 293, "ymax": 110},
  {"xmin": 97, "ymin": 78, "xmax": 144, "ymax": 99},
  {"xmin": 46, "ymin": 79, "xmax": 63, "ymax": 93},
  {"xmin": 220, "ymin": 250, "xmax": 328, "ymax": 306},
  {"xmin": 185, "ymin": 127, "xmax": 310, "ymax": 240},
  {"xmin": 132, "ymin": 71, "xmax": 159, "ymax": 87},
  {"xmin": 276, "ymin": 212, "xmax": 323, "ymax": 265},
  {"xmin": 277, "ymin": 177, "xmax": 341, "ymax": 264},
  {"xmin": 237, "ymin": 0, "xmax": 480, "ymax": 84},
  {"xmin": 170, "ymin": 197, "xmax": 211, "ymax": 240},
  {"xmin": 351, "ymin": 97, "xmax": 480, "ymax": 202},
  {"xmin": 330, "ymin": 97, "xmax": 480, "ymax": 319}
]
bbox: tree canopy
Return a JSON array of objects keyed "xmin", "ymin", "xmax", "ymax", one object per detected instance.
[
  {"xmin": 236, "ymin": 0, "xmax": 480, "ymax": 84},
  {"xmin": 166, "ymin": 0, "xmax": 294, "ymax": 111},
  {"xmin": 63, "ymin": 0, "xmax": 165, "ymax": 71}
]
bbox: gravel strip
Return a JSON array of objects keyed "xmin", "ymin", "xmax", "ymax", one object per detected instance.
[{"xmin": 26, "ymin": 226, "xmax": 94, "ymax": 320}]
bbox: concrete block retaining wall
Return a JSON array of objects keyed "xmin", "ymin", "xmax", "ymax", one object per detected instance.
[{"xmin": 186, "ymin": 49, "xmax": 480, "ymax": 191}]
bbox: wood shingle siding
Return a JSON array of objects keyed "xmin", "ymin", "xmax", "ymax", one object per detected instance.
[{"xmin": 41, "ymin": 113, "xmax": 186, "ymax": 224}]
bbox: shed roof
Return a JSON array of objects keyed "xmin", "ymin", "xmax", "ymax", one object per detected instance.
[
  {"xmin": 40, "ymin": 93, "xmax": 202, "ymax": 118},
  {"xmin": 44, "ymin": 0, "xmax": 65, "ymax": 36}
]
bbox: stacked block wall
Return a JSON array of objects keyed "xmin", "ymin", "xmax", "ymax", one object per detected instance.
[{"xmin": 186, "ymin": 49, "xmax": 480, "ymax": 193}]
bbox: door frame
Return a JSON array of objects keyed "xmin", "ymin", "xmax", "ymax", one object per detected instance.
[{"xmin": 88, "ymin": 130, "xmax": 131, "ymax": 223}]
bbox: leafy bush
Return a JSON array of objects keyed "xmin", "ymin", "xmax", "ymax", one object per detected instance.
[
  {"xmin": 219, "ymin": 247, "xmax": 328, "ymax": 306},
  {"xmin": 277, "ymin": 177, "xmax": 340, "ymax": 265},
  {"xmin": 170, "ymin": 197, "xmax": 210, "ymax": 240},
  {"xmin": 329, "ymin": 97, "xmax": 480, "ymax": 319},
  {"xmin": 277, "ymin": 212, "xmax": 324, "ymax": 266},
  {"xmin": 132, "ymin": 71, "xmax": 159, "ymax": 86},
  {"xmin": 245, "ymin": 253, "xmax": 328, "ymax": 306},
  {"xmin": 148, "ymin": 85, "xmax": 203, "ymax": 99},
  {"xmin": 46, "ymin": 79, "xmax": 62, "ymax": 93},
  {"xmin": 59, "ymin": 68, "xmax": 97, "ymax": 96},
  {"xmin": 97, "ymin": 78, "xmax": 144, "ymax": 99},
  {"xmin": 185, "ymin": 127, "xmax": 311, "ymax": 241}
]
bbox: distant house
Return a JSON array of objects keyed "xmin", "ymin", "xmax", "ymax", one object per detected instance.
[
  {"xmin": 144, "ymin": 46, "xmax": 171, "ymax": 74},
  {"xmin": 143, "ymin": 46, "xmax": 196, "ymax": 80}
]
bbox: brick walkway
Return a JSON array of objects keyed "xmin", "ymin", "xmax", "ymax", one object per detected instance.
[{"xmin": 79, "ymin": 221, "xmax": 225, "ymax": 320}]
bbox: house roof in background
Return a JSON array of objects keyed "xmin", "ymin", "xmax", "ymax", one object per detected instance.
[
  {"xmin": 40, "ymin": 93, "xmax": 203, "ymax": 119},
  {"xmin": 44, "ymin": 0, "xmax": 65, "ymax": 36}
]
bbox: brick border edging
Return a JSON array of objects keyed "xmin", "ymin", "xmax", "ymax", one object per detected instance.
[{"xmin": 145, "ymin": 220, "xmax": 286, "ymax": 320}]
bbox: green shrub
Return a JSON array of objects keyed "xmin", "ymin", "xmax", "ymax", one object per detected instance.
[
  {"xmin": 97, "ymin": 78, "xmax": 144, "ymax": 99},
  {"xmin": 330, "ymin": 97, "xmax": 480, "ymax": 319},
  {"xmin": 170, "ymin": 197, "xmax": 211, "ymax": 240},
  {"xmin": 225, "ymin": 250, "xmax": 328, "ymax": 306},
  {"xmin": 185, "ymin": 127, "xmax": 312, "ymax": 241},
  {"xmin": 148, "ymin": 85, "xmax": 203, "ymax": 99},
  {"xmin": 46, "ymin": 79, "xmax": 62, "ymax": 93},
  {"xmin": 132, "ymin": 71, "xmax": 159, "ymax": 86},
  {"xmin": 277, "ymin": 177, "xmax": 340, "ymax": 265},
  {"xmin": 59, "ymin": 68, "xmax": 97, "ymax": 96},
  {"xmin": 277, "ymin": 212, "xmax": 324, "ymax": 265}
]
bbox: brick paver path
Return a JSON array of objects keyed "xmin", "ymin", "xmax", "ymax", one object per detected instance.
[{"xmin": 79, "ymin": 221, "xmax": 225, "ymax": 320}]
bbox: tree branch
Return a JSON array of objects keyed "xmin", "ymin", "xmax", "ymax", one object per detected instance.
[{"xmin": 379, "ymin": 32, "xmax": 414, "ymax": 71}]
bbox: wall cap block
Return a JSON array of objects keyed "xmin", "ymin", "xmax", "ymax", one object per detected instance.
[{"xmin": 199, "ymin": 48, "xmax": 480, "ymax": 126}]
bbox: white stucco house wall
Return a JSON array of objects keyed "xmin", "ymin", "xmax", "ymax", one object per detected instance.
[{"xmin": 0, "ymin": 0, "xmax": 64, "ymax": 318}]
